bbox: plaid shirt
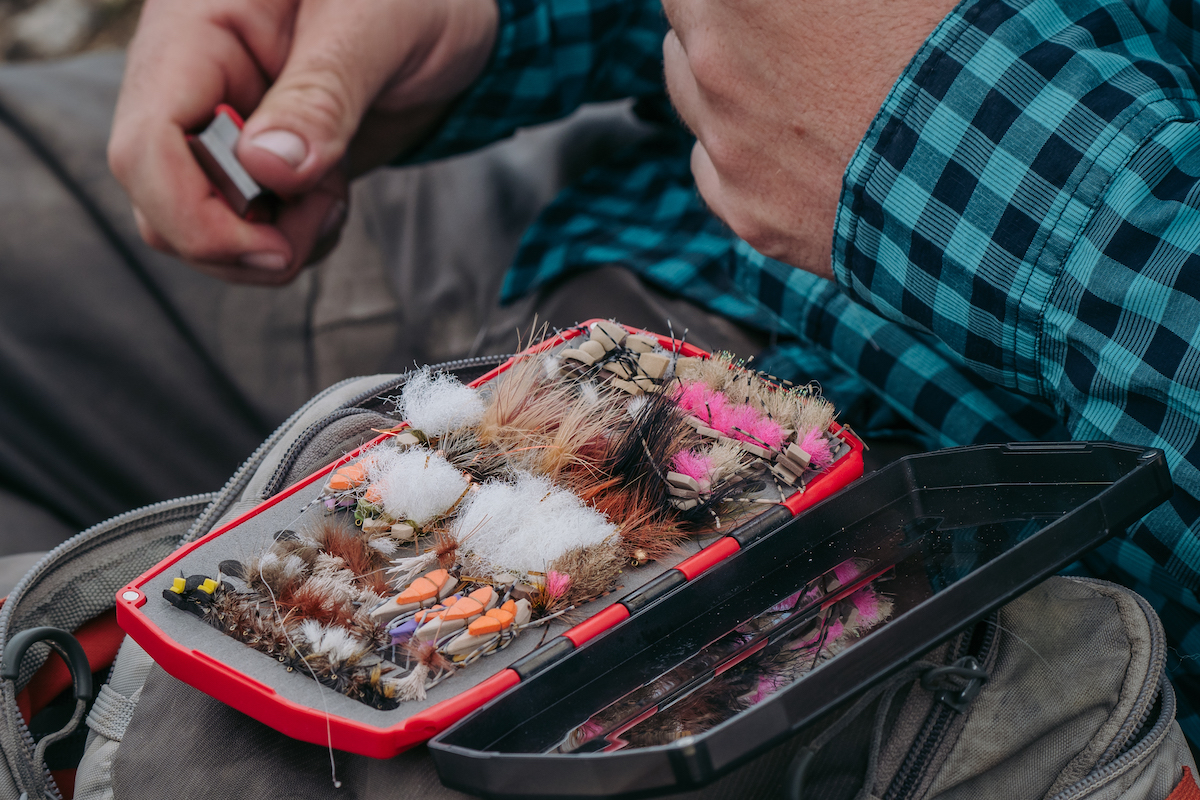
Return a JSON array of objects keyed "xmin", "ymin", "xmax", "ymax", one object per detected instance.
[{"xmin": 413, "ymin": 0, "xmax": 1200, "ymax": 745}]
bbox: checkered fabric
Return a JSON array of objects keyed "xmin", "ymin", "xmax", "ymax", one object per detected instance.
[
  {"xmin": 413, "ymin": 0, "xmax": 1200, "ymax": 747},
  {"xmin": 411, "ymin": 0, "xmax": 670, "ymax": 163}
]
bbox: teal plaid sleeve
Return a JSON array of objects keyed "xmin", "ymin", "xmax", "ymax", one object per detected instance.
[
  {"xmin": 833, "ymin": 0, "xmax": 1200, "ymax": 590},
  {"xmin": 1133, "ymin": 0, "xmax": 1200, "ymax": 64},
  {"xmin": 410, "ymin": 0, "xmax": 668, "ymax": 162},
  {"xmin": 831, "ymin": 0, "xmax": 1200, "ymax": 744}
]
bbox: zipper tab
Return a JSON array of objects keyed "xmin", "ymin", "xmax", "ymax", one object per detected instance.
[{"xmin": 883, "ymin": 616, "xmax": 998, "ymax": 800}]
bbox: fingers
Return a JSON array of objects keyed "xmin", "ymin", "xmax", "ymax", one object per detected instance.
[
  {"xmin": 664, "ymin": 24, "xmax": 744, "ymax": 147},
  {"xmin": 236, "ymin": 0, "xmax": 437, "ymax": 195},
  {"xmin": 132, "ymin": 207, "xmax": 174, "ymax": 255},
  {"xmin": 689, "ymin": 141, "xmax": 725, "ymax": 221},
  {"xmin": 659, "ymin": 0, "xmax": 695, "ymax": 46},
  {"xmin": 690, "ymin": 140, "xmax": 760, "ymax": 249},
  {"xmin": 178, "ymin": 184, "xmax": 348, "ymax": 286},
  {"xmin": 113, "ymin": 0, "xmax": 272, "ymax": 134},
  {"xmin": 690, "ymin": 140, "xmax": 766, "ymax": 253},
  {"xmin": 274, "ymin": 168, "xmax": 349, "ymax": 268},
  {"xmin": 110, "ymin": 0, "xmax": 297, "ymax": 273},
  {"xmin": 662, "ymin": 29, "xmax": 701, "ymax": 138},
  {"xmin": 111, "ymin": 0, "xmax": 494, "ymax": 281},
  {"xmin": 114, "ymin": 113, "xmax": 295, "ymax": 268}
]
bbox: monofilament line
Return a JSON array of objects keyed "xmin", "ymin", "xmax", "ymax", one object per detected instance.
[{"xmin": 258, "ymin": 561, "xmax": 342, "ymax": 789}]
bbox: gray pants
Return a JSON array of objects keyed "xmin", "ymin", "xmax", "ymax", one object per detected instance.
[{"xmin": 0, "ymin": 52, "xmax": 764, "ymax": 574}]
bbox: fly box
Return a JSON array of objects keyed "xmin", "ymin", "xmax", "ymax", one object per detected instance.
[
  {"xmin": 428, "ymin": 442, "xmax": 1171, "ymax": 799},
  {"xmin": 114, "ymin": 320, "xmax": 865, "ymax": 758}
]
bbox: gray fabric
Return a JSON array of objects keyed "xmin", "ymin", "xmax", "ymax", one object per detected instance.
[
  {"xmin": 103, "ymin": 637, "xmax": 155, "ymax": 700},
  {"xmin": 914, "ymin": 578, "xmax": 1137, "ymax": 798},
  {"xmin": 107, "ymin": 579, "xmax": 1192, "ymax": 800},
  {"xmin": 85, "ymin": 685, "xmax": 141, "ymax": 744},
  {"xmin": 74, "ymin": 736, "xmax": 119, "ymax": 800},
  {"xmin": 115, "ymin": 667, "xmax": 474, "ymax": 800},
  {"xmin": 111, "ymin": 665, "xmax": 844, "ymax": 800},
  {"xmin": 906, "ymin": 578, "xmax": 1193, "ymax": 800},
  {"xmin": 76, "ymin": 638, "xmax": 155, "ymax": 800},
  {"xmin": 1048, "ymin": 583, "xmax": 1162, "ymax": 795}
]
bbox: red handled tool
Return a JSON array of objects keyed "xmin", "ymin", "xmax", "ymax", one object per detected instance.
[{"xmin": 187, "ymin": 104, "xmax": 278, "ymax": 222}]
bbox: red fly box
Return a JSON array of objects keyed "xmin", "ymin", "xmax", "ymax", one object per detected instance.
[{"xmin": 115, "ymin": 321, "xmax": 864, "ymax": 758}]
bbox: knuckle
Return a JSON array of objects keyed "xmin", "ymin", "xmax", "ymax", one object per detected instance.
[
  {"xmin": 106, "ymin": 133, "xmax": 134, "ymax": 183},
  {"xmin": 134, "ymin": 217, "xmax": 167, "ymax": 251},
  {"xmin": 685, "ymin": 39, "xmax": 731, "ymax": 98},
  {"xmin": 724, "ymin": 210, "xmax": 777, "ymax": 255},
  {"xmin": 701, "ymin": 133, "xmax": 742, "ymax": 175},
  {"xmin": 276, "ymin": 66, "xmax": 358, "ymax": 144},
  {"xmin": 744, "ymin": 229, "xmax": 788, "ymax": 261}
]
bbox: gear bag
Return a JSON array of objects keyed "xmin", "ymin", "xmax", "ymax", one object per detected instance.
[{"xmin": 0, "ymin": 358, "xmax": 1193, "ymax": 800}]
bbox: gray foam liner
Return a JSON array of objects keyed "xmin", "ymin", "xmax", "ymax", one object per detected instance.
[{"xmin": 137, "ymin": 479, "xmax": 712, "ymax": 728}]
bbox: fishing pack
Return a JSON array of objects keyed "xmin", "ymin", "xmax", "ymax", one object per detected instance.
[{"xmin": 0, "ymin": 321, "xmax": 1192, "ymax": 800}]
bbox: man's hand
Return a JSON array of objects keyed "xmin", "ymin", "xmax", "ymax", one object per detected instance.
[
  {"xmin": 109, "ymin": 0, "xmax": 497, "ymax": 284},
  {"xmin": 662, "ymin": 0, "xmax": 957, "ymax": 279}
]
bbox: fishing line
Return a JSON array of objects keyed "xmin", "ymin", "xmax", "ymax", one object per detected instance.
[{"xmin": 258, "ymin": 560, "xmax": 342, "ymax": 789}]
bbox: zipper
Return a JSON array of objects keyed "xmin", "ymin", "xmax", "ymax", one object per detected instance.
[
  {"xmin": 883, "ymin": 616, "xmax": 998, "ymax": 800},
  {"xmin": 183, "ymin": 375, "xmax": 371, "ymax": 543},
  {"xmin": 1076, "ymin": 578, "xmax": 1167, "ymax": 767},
  {"xmin": 0, "ymin": 493, "xmax": 216, "ymax": 639},
  {"xmin": 0, "ymin": 493, "xmax": 215, "ymax": 800},
  {"xmin": 1046, "ymin": 680, "xmax": 1174, "ymax": 800},
  {"xmin": 261, "ymin": 354, "xmax": 513, "ymax": 497},
  {"xmin": 884, "ymin": 702, "xmax": 953, "ymax": 800},
  {"xmin": 260, "ymin": 407, "xmax": 389, "ymax": 498},
  {"xmin": 185, "ymin": 354, "xmax": 511, "ymax": 543},
  {"xmin": 337, "ymin": 354, "xmax": 511, "ymax": 409}
]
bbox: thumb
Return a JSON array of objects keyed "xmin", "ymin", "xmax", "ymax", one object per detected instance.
[{"xmin": 236, "ymin": 1, "xmax": 404, "ymax": 194}]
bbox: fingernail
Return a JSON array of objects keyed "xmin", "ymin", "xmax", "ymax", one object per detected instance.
[
  {"xmin": 317, "ymin": 200, "xmax": 348, "ymax": 239},
  {"xmin": 240, "ymin": 252, "xmax": 289, "ymax": 271},
  {"xmin": 248, "ymin": 129, "xmax": 308, "ymax": 168}
]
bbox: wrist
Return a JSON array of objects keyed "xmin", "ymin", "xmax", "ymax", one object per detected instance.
[{"xmin": 397, "ymin": 0, "xmax": 499, "ymax": 107}]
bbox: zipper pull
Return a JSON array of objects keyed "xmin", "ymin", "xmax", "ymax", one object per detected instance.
[{"xmin": 921, "ymin": 656, "xmax": 988, "ymax": 713}]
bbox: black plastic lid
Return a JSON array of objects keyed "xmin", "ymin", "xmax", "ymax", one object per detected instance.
[{"xmin": 429, "ymin": 443, "xmax": 1171, "ymax": 799}]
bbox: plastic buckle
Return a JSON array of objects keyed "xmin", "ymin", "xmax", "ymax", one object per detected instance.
[
  {"xmin": 920, "ymin": 656, "xmax": 988, "ymax": 713},
  {"xmin": 4, "ymin": 627, "xmax": 93, "ymax": 800}
]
